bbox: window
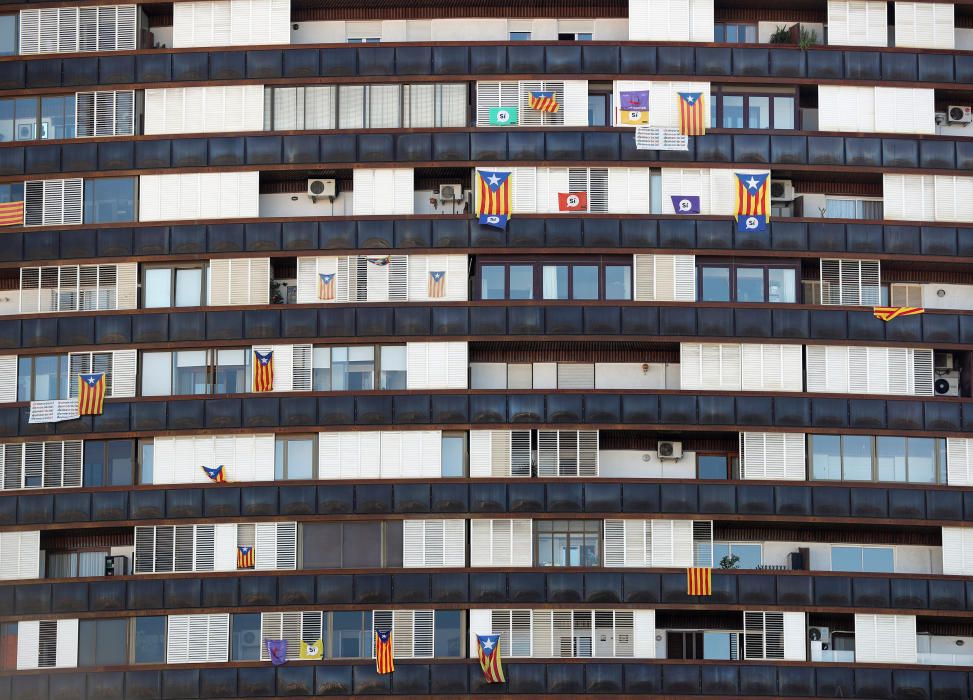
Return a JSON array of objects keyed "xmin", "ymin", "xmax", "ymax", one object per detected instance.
[
  {"xmin": 142, "ymin": 265, "xmax": 205, "ymax": 308},
  {"xmin": 831, "ymin": 546, "xmax": 894, "ymax": 573},
  {"xmin": 214, "ymin": 349, "xmax": 247, "ymax": 393},
  {"xmin": 0, "ymin": 183, "xmax": 23, "ymax": 206},
  {"xmin": 477, "ymin": 258, "xmax": 632, "ymax": 301},
  {"xmin": 713, "ymin": 543, "xmax": 762, "ymax": 569},
  {"xmin": 509, "ymin": 31, "xmax": 532, "ymax": 40},
  {"xmin": 133, "ymin": 617, "xmax": 166, "ymax": 664},
  {"xmin": 17, "ymin": 354, "xmax": 69, "ymax": 401},
  {"xmin": 301, "ymin": 521, "xmax": 402, "ymax": 569},
  {"xmin": 83, "ymin": 439, "xmax": 135, "ymax": 487},
  {"xmin": 312, "ymin": 345, "xmax": 402, "ymax": 391},
  {"xmin": 78, "ymin": 619, "xmax": 127, "ymax": 666},
  {"xmin": 347, "ymin": 37, "xmax": 380, "ymax": 43},
  {"xmin": 434, "ymin": 611, "xmax": 463, "ymax": 657},
  {"xmin": 0, "ymin": 95, "xmax": 75, "ymax": 142},
  {"xmin": 714, "ymin": 23, "xmax": 757, "ymax": 43},
  {"xmin": 275, "ymin": 435, "xmax": 315, "ymax": 480},
  {"xmin": 441, "ymin": 433, "xmax": 467, "ymax": 477},
  {"xmin": 559, "ymin": 32, "xmax": 592, "ymax": 40},
  {"xmin": 536, "ymin": 520, "xmax": 600, "ymax": 567},
  {"xmin": 141, "ymin": 350, "xmax": 204, "ymax": 396},
  {"xmin": 698, "ymin": 454, "xmax": 732, "ymax": 479},
  {"xmin": 588, "ymin": 94, "xmax": 609, "ymax": 126},
  {"xmin": 138, "ymin": 439, "xmax": 154, "ymax": 484},
  {"xmin": 331, "ymin": 611, "xmax": 371, "ymax": 658},
  {"xmin": 698, "ymin": 261, "xmax": 798, "ymax": 303},
  {"xmin": 46, "ymin": 550, "xmax": 107, "ymax": 578},
  {"xmin": 379, "ymin": 346, "xmax": 406, "ymax": 390},
  {"xmin": 824, "ymin": 198, "xmax": 883, "ymax": 220},
  {"xmin": 711, "ymin": 90, "xmax": 796, "ymax": 130},
  {"xmin": 83, "ymin": 177, "xmax": 135, "ymax": 223},
  {"xmin": 0, "ymin": 14, "xmax": 15, "ymax": 56},
  {"xmin": 1, "ymin": 622, "xmax": 16, "ymax": 670},
  {"xmin": 231, "ymin": 613, "xmax": 261, "ymax": 661},
  {"xmin": 810, "ymin": 435, "xmax": 946, "ymax": 483}
]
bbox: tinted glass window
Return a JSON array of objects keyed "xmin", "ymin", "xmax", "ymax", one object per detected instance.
[
  {"xmin": 232, "ymin": 613, "xmax": 262, "ymax": 661},
  {"xmin": 842, "ymin": 435, "xmax": 872, "ymax": 480},
  {"xmin": 143, "ymin": 268, "xmax": 172, "ymax": 308},
  {"xmin": 442, "ymin": 434, "xmax": 466, "ymax": 477},
  {"xmin": 379, "ymin": 346, "xmax": 407, "ymax": 390},
  {"xmin": 133, "ymin": 616, "xmax": 166, "ymax": 664},
  {"xmin": 509, "ymin": 265, "xmax": 533, "ymax": 299},
  {"xmin": 0, "ymin": 15, "xmax": 16, "ymax": 56},
  {"xmin": 736, "ymin": 268, "xmax": 765, "ymax": 302},
  {"xmin": 41, "ymin": 95, "xmax": 75, "ymax": 139},
  {"xmin": 542, "ymin": 265, "xmax": 569, "ymax": 299},
  {"xmin": 700, "ymin": 267, "xmax": 731, "ymax": 302},
  {"xmin": 573, "ymin": 265, "xmax": 598, "ymax": 300},
  {"xmin": 811, "ymin": 435, "xmax": 842, "ymax": 480},
  {"xmin": 697, "ymin": 455, "xmax": 728, "ymax": 479},
  {"xmin": 605, "ymin": 266, "xmax": 631, "ymax": 300},
  {"xmin": 141, "ymin": 352, "xmax": 173, "ymax": 396},
  {"xmin": 83, "ymin": 177, "xmax": 135, "ymax": 224},
  {"xmin": 107, "ymin": 440, "xmax": 134, "ymax": 485},
  {"xmin": 722, "ymin": 96, "xmax": 744, "ymax": 128},
  {"xmin": 175, "ymin": 268, "xmax": 204, "ymax": 307},
  {"xmin": 773, "ymin": 97, "xmax": 795, "ymax": 129},
  {"xmin": 79, "ymin": 619, "xmax": 127, "ymax": 666},
  {"xmin": 332, "ymin": 611, "xmax": 371, "ymax": 658},
  {"xmin": 768, "ymin": 268, "xmax": 796, "ymax": 303},
  {"xmin": 275, "ymin": 436, "xmax": 315, "ymax": 480},
  {"xmin": 435, "ymin": 610, "xmax": 462, "ymax": 657},
  {"xmin": 215, "ymin": 349, "xmax": 247, "ymax": 393},
  {"xmin": 481, "ymin": 265, "xmax": 505, "ymax": 300},
  {"xmin": 174, "ymin": 350, "xmax": 209, "ymax": 394}
]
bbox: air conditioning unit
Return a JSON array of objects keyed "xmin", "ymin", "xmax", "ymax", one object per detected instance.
[
  {"xmin": 935, "ymin": 352, "xmax": 955, "ymax": 370},
  {"xmin": 770, "ymin": 179, "xmax": 795, "ymax": 201},
  {"xmin": 935, "ymin": 371, "xmax": 961, "ymax": 397},
  {"xmin": 947, "ymin": 105, "xmax": 973, "ymax": 124},
  {"xmin": 307, "ymin": 178, "xmax": 336, "ymax": 202},
  {"xmin": 808, "ymin": 627, "xmax": 830, "ymax": 644},
  {"xmin": 657, "ymin": 441, "xmax": 683, "ymax": 460},
  {"xmin": 437, "ymin": 184, "xmax": 464, "ymax": 201}
]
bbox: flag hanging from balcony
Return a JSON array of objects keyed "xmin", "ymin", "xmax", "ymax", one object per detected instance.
[
  {"xmin": 734, "ymin": 172, "xmax": 770, "ymax": 233},
  {"xmin": 201, "ymin": 464, "xmax": 226, "ymax": 483},
  {"xmin": 367, "ymin": 256, "xmax": 390, "ymax": 266},
  {"xmin": 77, "ymin": 373, "xmax": 106, "ymax": 416},
  {"xmin": 489, "ymin": 106, "xmax": 519, "ymax": 126},
  {"xmin": 318, "ymin": 273, "xmax": 335, "ymax": 301},
  {"xmin": 620, "ymin": 109, "xmax": 650, "ymax": 125},
  {"xmin": 266, "ymin": 640, "xmax": 287, "ymax": 666},
  {"xmin": 475, "ymin": 170, "xmax": 511, "ymax": 230},
  {"xmin": 677, "ymin": 92, "xmax": 706, "ymax": 135},
  {"xmin": 873, "ymin": 306, "xmax": 925, "ymax": 321},
  {"xmin": 300, "ymin": 639, "xmax": 324, "ymax": 660},
  {"xmin": 620, "ymin": 90, "xmax": 649, "ymax": 112},
  {"xmin": 375, "ymin": 629, "xmax": 395, "ymax": 674},
  {"xmin": 687, "ymin": 567, "xmax": 713, "ymax": 595},
  {"xmin": 428, "ymin": 270, "xmax": 446, "ymax": 298},
  {"xmin": 528, "ymin": 91, "xmax": 559, "ymax": 113},
  {"xmin": 476, "ymin": 634, "xmax": 506, "ymax": 683},
  {"xmin": 237, "ymin": 545, "xmax": 255, "ymax": 569},
  {"xmin": 253, "ymin": 350, "xmax": 274, "ymax": 392},
  {"xmin": 671, "ymin": 195, "xmax": 701, "ymax": 214},
  {"xmin": 558, "ymin": 192, "xmax": 587, "ymax": 212},
  {"xmin": 0, "ymin": 201, "xmax": 23, "ymax": 226}
]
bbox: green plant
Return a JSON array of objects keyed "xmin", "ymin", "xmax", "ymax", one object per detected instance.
[
  {"xmin": 769, "ymin": 25, "xmax": 792, "ymax": 44},
  {"xmin": 798, "ymin": 26, "xmax": 818, "ymax": 50},
  {"xmin": 270, "ymin": 279, "xmax": 284, "ymax": 305},
  {"xmin": 719, "ymin": 554, "xmax": 741, "ymax": 569}
]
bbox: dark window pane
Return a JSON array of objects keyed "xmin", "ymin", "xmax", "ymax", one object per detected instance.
[
  {"xmin": 332, "ymin": 611, "xmax": 371, "ymax": 658},
  {"xmin": 736, "ymin": 268, "xmax": 765, "ymax": 302},
  {"xmin": 434, "ymin": 610, "xmax": 462, "ymax": 657},
  {"xmin": 134, "ymin": 616, "xmax": 166, "ymax": 664},
  {"xmin": 701, "ymin": 267, "xmax": 730, "ymax": 302},
  {"xmin": 605, "ymin": 266, "xmax": 631, "ymax": 300},
  {"xmin": 106, "ymin": 440, "xmax": 134, "ymax": 486},
  {"xmin": 84, "ymin": 441, "xmax": 106, "ymax": 488},
  {"xmin": 698, "ymin": 455, "xmax": 728, "ymax": 479},
  {"xmin": 573, "ymin": 265, "xmax": 599, "ymax": 300},
  {"xmin": 302, "ymin": 522, "xmax": 342, "ymax": 568},
  {"xmin": 509, "ymin": 265, "xmax": 534, "ymax": 299},
  {"xmin": 481, "ymin": 265, "xmax": 505, "ymax": 299},
  {"xmin": 342, "ymin": 522, "xmax": 383, "ymax": 568},
  {"xmin": 232, "ymin": 613, "xmax": 262, "ymax": 661},
  {"xmin": 83, "ymin": 177, "xmax": 135, "ymax": 224}
]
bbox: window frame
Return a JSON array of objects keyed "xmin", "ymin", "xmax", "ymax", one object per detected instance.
[
  {"xmin": 534, "ymin": 520, "xmax": 602, "ymax": 568},
  {"xmin": 696, "ymin": 258, "xmax": 801, "ymax": 304},
  {"xmin": 82, "ymin": 438, "xmax": 136, "ymax": 487},
  {"xmin": 0, "ymin": 93, "xmax": 77, "ymax": 142},
  {"xmin": 830, "ymin": 544, "xmax": 895, "ymax": 573},
  {"xmin": 141, "ymin": 263, "xmax": 207, "ymax": 309},
  {"xmin": 809, "ymin": 434, "xmax": 947, "ymax": 484},
  {"xmin": 274, "ymin": 434, "xmax": 318, "ymax": 480},
  {"xmin": 17, "ymin": 353, "xmax": 70, "ymax": 401},
  {"xmin": 714, "ymin": 22, "xmax": 758, "ymax": 44},
  {"xmin": 710, "ymin": 87, "xmax": 798, "ymax": 130},
  {"xmin": 475, "ymin": 256, "xmax": 634, "ymax": 301}
]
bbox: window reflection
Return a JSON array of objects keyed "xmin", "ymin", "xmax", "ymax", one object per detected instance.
[
  {"xmin": 811, "ymin": 434, "xmax": 945, "ymax": 483},
  {"xmin": 536, "ymin": 520, "xmax": 601, "ymax": 567}
]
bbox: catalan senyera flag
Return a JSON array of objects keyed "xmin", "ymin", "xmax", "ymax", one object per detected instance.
[
  {"xmin": 237, "ymin": 545, "xmax": 255, "ymax": 569},
  {"xmin": 428, "ymin": 270, "xmax": 446, "ymax": 298},
  {"xmin": 0, "ymin": 201, "xmax": 23, "ymax": 227},
  {"xmin": 735, "ymin": 172, "xmax": 770, "ymax": 232},
  {"xmin": 253, "ymin": 350, "xmax": 274, "ymax": 392},
  {"xmin": 528, "ymin": 91, "xmax": 559, "ymax": 113},
  {"xmin": 318, "ymin": 273, "xmax": 335, "ymax": 301},
  {"xmin": 201, "ymin": 464, "xmax": 226, "ymax": 482},
  {"xmin": 475, "ymin": 170, "xmax": 512, "ymax": 230},
  {"xmin": 687, "ymin": 567, "xmax": 713, "ymax": 596},
  {"xmin": 375, "ymin": 629, "xmax": 394, "ymax": 674},
  {"xmin": 300, "ymin": 639, "xmax": 324, "ymax": 660},
  {"xmin": 476, "ymin": 634, "xmax": 506, "ymax": 683},
  {"xmin": 77, "ymin": 373, "xmax": 106, "ymax": 416},
  {"xmin": 677, "ymin": 92, "xmax": 706, "ymax": 136},
  {"xmin": 873, "ymin": 306, "xmax": 925, "ymax": 322}
]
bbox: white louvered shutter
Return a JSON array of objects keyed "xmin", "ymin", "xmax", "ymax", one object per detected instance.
[
  {"xmin": 894, "ymin": 2, "xmax": 953, "ymax": 49},
  {"xmin": 318, "ymin": 432, "xmax": 381, "ymax": 479},
  {"xmin": 942, "ymin": 526, "xmax": 973, "ymax": 576},
  {"xmin": 469, "ymin": 430, "xmax": 530, "ymax": 478},
  {"xmin": 0, "ymin": 531, "xmax": 40, "ymax": 580},
  {"xmin": 536, "ymin": 430, "xmax": 599, "ymax": 477},
  {"xmin": 819, "ymin": 259, "xmax": 881, "ymax": 306},
  {"xmin": 166, "ymin": 614, "xmax": 230, "ymax": 663},
  {"xmin": 406, "ymin": 342, "xmax": 468, "ymax": 390},
  {"xmin": 508, "ymin": 167, "xmax": 536, "ymax": 213},
  {"xmin": 353, "ymin": 169, "xmax": 414, "ymax": 216},
  {"xmin": 20, "ymin": 5, "xmax": 135, "ymax": 54},
  {"xmin": 174, "ymin": 0, "xmax": 287, "ymax": 47},
  {"xmin": 260, "ymin": 612, "xmax": 323, "ymax": 661},
  {"xmin": 403, "ymin": 519, "xmax": 466, "ymax": 568},
  {"xmin": 828, "ymin": 0, "xmax": 888, "ymax": 46},
  {"xmin": 214, "ymin": 524, "xmax": 237, "ymax": 571},
  {"xmin": 633, "ymin": 254, "xmax": 696, "ymax": 301},
  {"xmin": 854, "ymin": 614, "xmax": 917, "ymax": 663},
  {"xmin": 470, "ymin": 519, "xmax": 532, "ymax": 567},
  {"xmin": 817, "ymin": 86, "xmax": 876, "ymax": 133},
  {"xmin": 947, "ymin": 438, "xmax": 973, "ymax": 487},
  {"xmin": 882, "ymin": 174, "xmax": 934, "ymax": 222},
  {"xmin": 407, "ymin": 254, "xmax": 468, "ymax": 301},
  {"xmin": 629, "ymin": 0, "xmax": 709, "ymax": 40},
  {"xmin": 76, "ymin": 90, "xmax": 135, "ymax": 137},
  {"xmin": 254, "ymin": 522, "xmax": 297, "ymax": 570},
  {"xmin": 934, "ymin": 176, "xmax": 973, "ymax": 224},
  {"xmin": 0, "ymin": 356, "xmax": 18, "ymax": 402},
  {"xmin": 873, "ymin": 88, "xmax": 935, "ymax": 136},
  {"xmin": 607, "ymin": 168, "xmax": 651, "ymax": 214},
  {"xmin": 139, "ymin": 172, "xmax": 259, "ymax": 222},
  {"xmin": 740, "ymin": 344, "xmax": 803, "ymax": 392},
  {"xmin": 144, "ymin": 86, "xmax": 265, "ymax": 135},
  {"xmin": 740, "ymin": 432, "xmax": 806, "ymax": 480},
  {"xmin": 24, "ymin": 179, "xmax": 83, "ymax": 227},
  {"xmin": 380, "ymin": 431, "xmax": 441, "ymax": 479},
  {"xmin": 562, "ymin": 80, "xmax": 589, "ymax": 126},
  {"xmin": 679, "ymin": 343, "xmax": 742, "ymax": 391},
  {"xmin": 661, "ymin": 167, "xmax": 709, "ymax": 213},
  {"xmin": 109, "ymin": 349, "xmax": 136, "ymax": 398},
  {"xmin": 17, "ymin": 621, "xmax": 41, "ymax": 669}
]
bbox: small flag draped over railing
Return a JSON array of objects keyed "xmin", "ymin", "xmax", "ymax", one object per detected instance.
[{"xmin": 687, "ymin": 567, "xmax": 713, "ymax": 596}]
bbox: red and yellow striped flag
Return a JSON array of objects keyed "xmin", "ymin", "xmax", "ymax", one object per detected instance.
[
  {"xmin": 0, "ymin": 201, "xmax": 23, "ymax": 227},
  {"xmin": 873, "ymin": 306, "xmax": 924, "ymax": 322},
  {"xmin": 375, "ymin": 629, "xmax": 394, "ymax": 674},
  {"xmin": 677, "ymin": 92, "xmax": 705, "ymax": 135},
  {"xmin": 253, "ymin": 350, "xmax": 274, "ymax": 392},
  {"xmin": 687, "ymin": 567, "xmax": 712, "ymax": 596},
  {"xmin": 77, "ymin": 373, "xmax": 106, "ymax": 416},
  {"xmin": 528, "ymin": 91, "xmax": 559, "ymax": 113},
  {"xmin": 237, "ymin": 545, "xmax": 254, "ymax": 569}
]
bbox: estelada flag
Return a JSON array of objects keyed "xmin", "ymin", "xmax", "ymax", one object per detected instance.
[
  {"xmin": 300, "ymin": 639, "xmax": 323, "ymax": 660},
  {"xmin": 0, "ymin": 201, "xmax": 23, "ymax": 226},
  {"xmin": 558, "ymin": 192, "xmax": 587, "ymax": 212},
  {"xmin": 427, "ymin": 270, "xmax": 446, "ymax": 298},
  {"xmin": 677, "ymin": 92, "xmax": 706, "ymax": 135},
  {"xmin": 237, "ymin": 545, "xmax": 255, "ymax": 569},
  {"xmin": 528, "ymin": 91, "xmax": 559, "ymax": 113},
  {"xmin": 253, "ymin": 350, "xmax": 274, "ymax": 392},
  {"xmin": 375, "ymin": 629, "xmax": 394, "ymax": 674},
  {"xmin": 476, "ymin": 634, "xmax": 506, "ymax": 683},
  {"xmin": 77, "ymin": 373, "xmax": 106, "ymax": 416},
  {"xmin": 687, "ymin": 567, "xmax": 712, "ymax": 595},
  {"xmin": 201, "ymin": 464, "xmax": 226, "ymax": 482},
  {"xmin": 873, "ymin": 306, "xmax": 924, "ymax": 321},
  {"xmin": 318, "ymin": 273, "xmax": 335, "ymax": 301},
  {"xmin": 475, "ymin": 170, "xmax": 511, "ymax": 230}
]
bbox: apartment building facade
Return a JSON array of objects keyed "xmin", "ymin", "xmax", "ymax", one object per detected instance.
[{"xmin": 0, "ymin": 0, "xmax": 972, "ymax": 696}]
